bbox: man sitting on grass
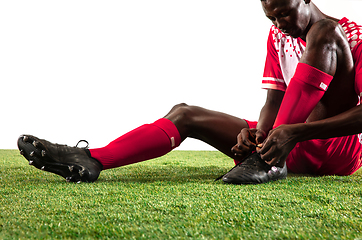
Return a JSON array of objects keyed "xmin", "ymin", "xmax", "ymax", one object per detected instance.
[{"xmin": 18, "ymin": 0, "xmax": 362, "ymax": 184}]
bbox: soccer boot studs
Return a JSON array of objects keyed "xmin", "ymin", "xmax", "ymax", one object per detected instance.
[{"xmin": 17, "ymin": 135, "xmax": 103, "ymax": 183}]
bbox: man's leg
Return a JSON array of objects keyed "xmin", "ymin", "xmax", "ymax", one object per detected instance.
[
  {"xmin": 89, "ymin": 118, "xmax": 182, "ymax": 170},
  {"xmin": 89, "ymin": 103, "xmax": 250, "ymax": 169},
  {"xmin": 164, "ymin": 104, "xmax": 288, "ymax": 185},
  {"xmin": 18, "ymin": 103, "xmax": 250, "ymax": 182}
]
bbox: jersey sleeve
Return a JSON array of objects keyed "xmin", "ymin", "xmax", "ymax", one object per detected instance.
[{"xmin": 261, "ymin": 26, "xmax": 287, "ymax": 92}]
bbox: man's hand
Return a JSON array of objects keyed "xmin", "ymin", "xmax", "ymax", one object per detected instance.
[
  {"xmin": 258, "ymin": 124, "xmax": 299, "ymax": 166},
  {"xmin": 231, "ymin": 128, "xmax": 267, "ymax": 159}
]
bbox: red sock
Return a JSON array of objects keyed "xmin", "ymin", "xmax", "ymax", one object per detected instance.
[
  {"xmin": 273, "ymin": 63, "xmax": 333, "ymax": 128},
  {"xmin": 89, "ymin": 118, "xmax": 181, "ymax": 170}
]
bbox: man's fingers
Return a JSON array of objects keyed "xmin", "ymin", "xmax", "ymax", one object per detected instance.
[
  {"xmin": 266, "ymin": 157, "xmax": 279, "ymax": 166},
  {"xmin": 231, "ymin": 143, "xmax": 246, "ymax": 156},
  {"xmin": 258, "ymin": 137, "xmax": 272, "ymax": 155},
  {"xmin": 255, "ymin": 130, "xmax": 267, "ymax": 144},
  {"xmin": 259, "ymin": 141, "xmax": 276, "ymax": 161},
  {"xmin": 236, "ymin": 143, "xmax": 250, "ymax": 152},
  {"xmin": 239, "ymin": 128, "xmax": 258, "ymax": 146},
  {"xmin": 260, "ymin": 150, "xmax": 272, "ymax": 162},
  {"xmin": 233, "ymin": 128, "xmax": 260, "ymax": 158}
]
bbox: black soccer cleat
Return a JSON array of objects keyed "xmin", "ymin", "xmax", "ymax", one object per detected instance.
[
  {"xmin": 221, "ymin": 152, "xmax": 287, "ymax": 185},
  {"xmin": 17, "ymin": 135, "xmax": 103, "ymax": 183}
]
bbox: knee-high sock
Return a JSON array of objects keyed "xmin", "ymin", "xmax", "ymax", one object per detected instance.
[
  {"xmin": 273, "ymin": 63, "xmax": 333, "ymax": 128},
  {"xmin": 89, "ymin": 118, "xmax": 181, "ymax": 170}
]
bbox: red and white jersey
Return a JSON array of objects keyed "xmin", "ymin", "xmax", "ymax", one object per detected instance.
[
  {"xmin": 261, "ymin": 17, "xmax": 362, "ymax": 94},
  {"xmin": 340, "ymin": 18, "xmax": 362, "ymax": 97}
]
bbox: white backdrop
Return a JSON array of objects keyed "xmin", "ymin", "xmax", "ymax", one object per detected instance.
[{"xmin": 1, "ymin": 0, "xmax": 361, "ymax": 150}]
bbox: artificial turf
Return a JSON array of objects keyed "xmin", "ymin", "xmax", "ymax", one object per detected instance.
[{"xmin": 0, "ymin": 149, "xmax": 361, "ymax": 239}]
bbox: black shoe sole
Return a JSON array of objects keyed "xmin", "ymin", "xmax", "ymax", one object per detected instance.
[{"xmin": 222, "ymin": 174, "xmax": 287, "ymax": 185}]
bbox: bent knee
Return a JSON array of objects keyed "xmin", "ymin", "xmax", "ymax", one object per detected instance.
[
  {"xmin": 168, "ymin": 103, "xmax": 189, "ymax": 114},
  {"xmin": 169, "ymin": 103, "xmax": 193, "ymax": 117},
  {"xmin": 165, "ymin": 103, "xmax": 198, "ymax": 123},
  {"xmin": 173, "ymin": 103, "xmax": 189, "ymax": 109}
]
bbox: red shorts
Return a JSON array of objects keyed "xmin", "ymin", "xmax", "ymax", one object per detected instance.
[{"xmin": 244, "ymin": 120, "xmax": 362, "ymax": 176}]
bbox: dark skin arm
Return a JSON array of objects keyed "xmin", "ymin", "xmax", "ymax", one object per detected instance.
[
  {"xmin": 295, "ymin": 105, "xmax": 362, "ymax": 140},
  {"xmin": 259, "ymin": 103, "xmax": 362, "ymax": 165},
  {"xmin": 256, "ymin": 89, "xmax": 285, "ymax": 142},
  {"xmin": 231, "ymin": 89, "xmax": 284, "ymax": 158}
]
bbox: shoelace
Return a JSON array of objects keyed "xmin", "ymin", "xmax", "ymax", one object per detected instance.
[{"xmin": 75, "ymin": 140, "xmax": 90, "ymax": 149}]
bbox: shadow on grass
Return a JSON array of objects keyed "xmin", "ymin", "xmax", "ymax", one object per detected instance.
[
  {"xmin": 3, "ymin": 165, "xmax": 230, "ymax": 185},
  {"xmin": 5, "ymin": 165, "xmax": 361, "ymax": 185},
  {"xmin": 97, "ymin": 165, "xmax": 228, "ymax": 184},
  {"xmin": 97, "ymin": 166, "xmax": 362, "ymax": 184}
]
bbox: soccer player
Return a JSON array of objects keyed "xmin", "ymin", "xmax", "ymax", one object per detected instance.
[{"xmin": 18, "ymin": 0, "xmax": 362, "ymax": 184}]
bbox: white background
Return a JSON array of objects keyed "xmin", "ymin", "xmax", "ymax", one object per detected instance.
[{"xmin": 1, "ymin": 0, "xmax": 361, "ymax": 150}]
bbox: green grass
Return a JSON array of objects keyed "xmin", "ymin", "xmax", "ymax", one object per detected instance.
[{"xmin": 0, "ymin": 149, "xmax": 361, "ymax": 239}]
